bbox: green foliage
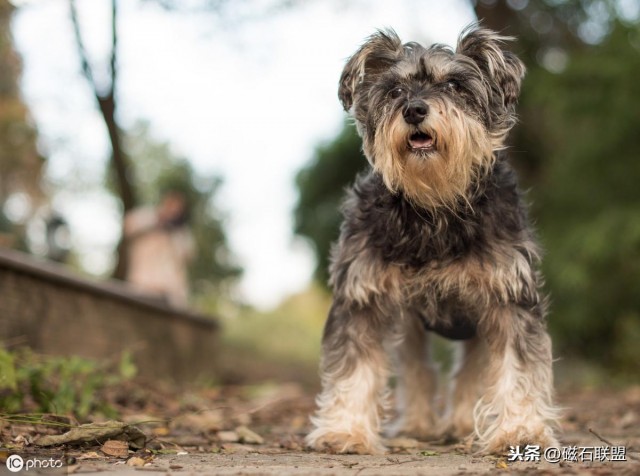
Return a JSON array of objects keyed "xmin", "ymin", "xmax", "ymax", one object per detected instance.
[
  {"xmin": 0, "ymin": 348, "xmax": 136, "ymax": 418},
  {"xmin": 118, "ymin": 350, "xmax": 138, "ymax": 380},
  {"xmin": 294, "ymin": 121, "xmax": 367, "ymax": 284},
  {"xmin": 120, "ymin": 121, "xmax": 242, "ymax": 299},
  {"xmin": 0, "ymin": 0, "xmax": 44, "ymax": 245},
  {"xmin": 0, "ymin": 348, "xmax": 17, "ymax": 391},
  {"xmin": 523, "ymin": 23, "xmax": 640, "ymax": 373}
]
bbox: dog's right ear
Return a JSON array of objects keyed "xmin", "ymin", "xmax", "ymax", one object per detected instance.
[{"xmin": 339, "ymin": 30, "xmax": 403, "ymax": 111}]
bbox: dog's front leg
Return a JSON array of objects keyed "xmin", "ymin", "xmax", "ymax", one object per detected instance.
[
  {"xmin": 306, "ymin": 301, "xmax": 390, "ymax": 454},
  {"xmin": 474, "ymin": 304, "xmax": 560, "ymax": 454}
]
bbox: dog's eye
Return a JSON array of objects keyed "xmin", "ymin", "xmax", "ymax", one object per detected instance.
[
  {"xmin": 446, "ymin": 79, "xmax": 461, "ymax": 91},
  {"xmin": 389, "ymin": 87, "xmax": 404, "ymax": 99}
]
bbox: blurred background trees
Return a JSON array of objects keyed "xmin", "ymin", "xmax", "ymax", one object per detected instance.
[
  {"xmin": 294, "ymin": 120, "xmax": 365, "ymax": 284},
  {"xmin": 1, "ymin": 0, "xmax": 241, "ymax": 311},
  {"xmin": 1, "ymin": 0, "xmax": 638, "ymax": 379},
  {"xmin": 294, "ymin": 0, "xmax": 640, "ymax": 376},
  {"xmin": 530, "ymin": 24, "xmax": 640, "ymax": 375},
  {"xmin": 0, "ymin": 0, "xmax": 44, "ymax": 250}
]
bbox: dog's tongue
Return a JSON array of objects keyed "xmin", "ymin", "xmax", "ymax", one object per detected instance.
[{"xmin": 409, "ymin": 132, "xmax": 433, "ymax": 149}]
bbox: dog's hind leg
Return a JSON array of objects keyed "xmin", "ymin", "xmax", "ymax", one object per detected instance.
[
  {"xmin": 386, "ymin": 313, "xmax": 438, "ymax": 440},
  {"xmin": 441, "ymin": 336, "xmax": 489, "ymax": 441}
]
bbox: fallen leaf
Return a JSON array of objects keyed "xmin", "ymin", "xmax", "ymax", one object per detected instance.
[
  {"xmin": 496, "ymin": 459, "xmax": 508, "ymax": 469},
  {"xmin": 220, "ymin": 443, "xmax": 257, "ymax": 454},
  {"xmin": 101, "ymin": 440, "xmax": 129, "ymax": 458},
  {"xmin": 217, "ymin": 431, "xmax": 239, "ymax": 443},
  {"xmin": 235, "ymin": 426, "xmax": 264, "ymax": 445},
  {"xmin": 418, "ymin": 450, "xmax": 439, "ymax": 456},
  {"xmin": 77, "ymin": 452, "xmax": 102, "ymax": 460},
  {"xmin": 151, "ymin": 427, "xmax": 170, "ymax": 437},
  {"xmin": 126, "ymin": 456, "xmax": 146, "ymax": 467},
  {"xmin": 34, "ymin": 421, "xmax": 146, "ymax": 449},
  {"xmin": 13, "ymin": 435, "xmax": 30, "ymax": 446}
]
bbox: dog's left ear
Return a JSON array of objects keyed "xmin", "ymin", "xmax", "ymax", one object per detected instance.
[{"xmin": 457, "ymin": 26, "xmax": 525, "ymax": 110}]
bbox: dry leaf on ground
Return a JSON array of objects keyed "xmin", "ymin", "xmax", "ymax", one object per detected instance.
[
  {"xmin": 34, "ymin": 421, "xmax": 146, "ymax": 449},
  {"xmin": 101, "ymin": 440, "xmax": 129, "ymax": 458},
  {"xmin": 235, "ymin": 426, "xmax": 264, "ymax": 445}
]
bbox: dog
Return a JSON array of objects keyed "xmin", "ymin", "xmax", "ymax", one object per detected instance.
[{"xmin": 306, "ymin": 26, "xmax": 560, "ymax": 455}]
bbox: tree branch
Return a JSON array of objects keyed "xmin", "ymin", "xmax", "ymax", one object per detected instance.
[
  {"xmin": 69, "ymin": 0, "xmax": 96, "ymax": 91},
  {"xmin": 110, "ymin": 0, "xmax": 117, "ymax": 95}
]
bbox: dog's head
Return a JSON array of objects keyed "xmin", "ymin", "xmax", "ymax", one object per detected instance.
[{"xmin": 339, "ymin": 25, "xmax": 525, "ymax": 209}]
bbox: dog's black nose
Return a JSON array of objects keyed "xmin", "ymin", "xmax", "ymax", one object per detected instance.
[{"xmin": 403, "ymin": 102, "xmax": 428, "ymax": 125}]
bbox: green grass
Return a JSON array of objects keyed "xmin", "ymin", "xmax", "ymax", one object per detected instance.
[{"xmin": 0, "ymin": 348, "xmax": 136, "ymax": 418}]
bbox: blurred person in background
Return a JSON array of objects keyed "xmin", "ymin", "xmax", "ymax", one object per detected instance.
[{"xmin": 124, "ymin": 189, "xmax": 194, "ymax": 306}]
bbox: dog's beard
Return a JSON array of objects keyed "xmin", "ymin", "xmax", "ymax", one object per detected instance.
[{"xmin": 367, "ymin": 99, "xmax": 496, "ymax": 210}]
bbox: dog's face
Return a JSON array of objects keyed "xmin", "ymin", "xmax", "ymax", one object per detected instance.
[{"xmin": 339, "ymin": 27, "xmax": 525, "ymax": 209}]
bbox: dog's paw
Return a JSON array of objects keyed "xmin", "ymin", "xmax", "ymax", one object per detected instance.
[
  {"xmin": 478, "ymin": 425, "xmax": 559, "ymax": 455},
  {"xmin": 306, "ymin": 429, "xmax": 386, "ymax": 455}
]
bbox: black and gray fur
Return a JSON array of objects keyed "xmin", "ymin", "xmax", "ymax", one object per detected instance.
[{"xmin": 306, "ymin": 26, "xmax": 559, "ymax": 455}]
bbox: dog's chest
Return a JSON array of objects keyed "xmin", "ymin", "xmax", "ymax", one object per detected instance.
[
  {"xmin": 340, "ymin": 204, "xmax": 491, "ymax": 311},
  {"xmin": 365, "ymin": 191, "xmax": 487, "ymax": 271},
  {"xmin": 338, "ymin": 168, "xmax": 532, "ymax": 312}
]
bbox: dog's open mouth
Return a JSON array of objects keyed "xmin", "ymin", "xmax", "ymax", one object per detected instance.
[{"xmin": 408, "ymin": 132, "xmax": 434, "ymax": 151}]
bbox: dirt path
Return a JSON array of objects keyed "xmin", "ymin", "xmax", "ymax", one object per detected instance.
[
  {"xmin": 56, "ymin": 452, "xmax": 587, "ymax": 475},
  {"xmin": 51, "ymin": 440, "xmax": 639, "ymax": 475},
  {"xmin": 3, "ymin": 384, "xmax": 640, "ymax": 475}
]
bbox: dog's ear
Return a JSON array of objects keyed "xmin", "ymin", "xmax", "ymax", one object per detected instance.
[
  {"xmin": 456, "ymin": 25, "xmax": 525, "ymax": 110},
  {"xmin": 339, "ymin": 29, "xmax": 403, "ymax": 111}
]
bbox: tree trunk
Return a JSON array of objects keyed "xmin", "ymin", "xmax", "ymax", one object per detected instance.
[
  {"xmin": 474, "ymin": 0, "xmax": 517, "ymax": 34},
  {"xmin": 97, "ymin": 96, "xmax": 136, "ymax": 213},
  {"xmin": 70, "ymin": 0, "xmax": 136, "ymax": 279}
]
